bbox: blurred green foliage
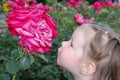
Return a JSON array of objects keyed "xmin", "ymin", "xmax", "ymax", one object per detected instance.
[{"xmin": 0, "ymin": 0, "xmax": 120, "ymax": 80}]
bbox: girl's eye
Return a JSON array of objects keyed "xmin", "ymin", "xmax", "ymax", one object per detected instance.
[
  {"xmin": 69, "ymin": 40, "xmax": 73, "ymax": 47},
  {"xmin": 70, "ymin": 42, "xmax": 73, "ymax": 47}
]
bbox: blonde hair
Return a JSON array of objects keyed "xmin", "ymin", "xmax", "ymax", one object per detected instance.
[{"xmin": 82, "ymin": 23, "xmax": 120, "ymax": 80}]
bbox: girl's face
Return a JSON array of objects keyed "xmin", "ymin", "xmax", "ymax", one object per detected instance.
[{"xmin": 57, "ymin": 27, "xmax": 87, "ymax": 74}]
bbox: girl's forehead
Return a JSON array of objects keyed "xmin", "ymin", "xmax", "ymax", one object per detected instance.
[
  {"xmin": 71, "ymin": 27, "xmax": 85, "ymax": 41},
  {"xmin": 72, "ymin": 27, "xmax": 86, "ymax": 37},
  {"xmin": 71, "ymin": 27, "xmax": 86, "ymax": 48},
  {"xmin": 71, "ymin": 26, "xmax": 95, "ymax": 42}
]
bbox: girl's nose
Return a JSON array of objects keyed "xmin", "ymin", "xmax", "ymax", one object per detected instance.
[{"xmin": 62, "ymin": 41, "xmax": 69, "ymax": 47}]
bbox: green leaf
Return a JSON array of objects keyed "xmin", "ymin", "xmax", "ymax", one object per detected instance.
[
  {"xmin": 36, "ymin": 54, "xmax": 48, "ymax": 62},
  {"xmin": 6, "ymin": 59, "xmax": 20, "ymax": 74},
  {"xmin": 0, "ymin": 55, "xmax": 5, "ymax": 60},
  {"xmin": 9, "ymin": 36, "xmax": 19, "ymax": 41},
  {"xmin": 29, "ymin": 55, "xmax": 35, "ymax": 64},
  {"xmin": 11, "ymin": 49, "xmax": 19, "ymax": 58},
  {"xmin": 0, "ymin": 74, "xmax": 10, "ymax": 80},
  {"xmin": 100, "ymin": 8, "xmax": 109, "ymax": 14},
  {"xmin": 19, "ymin": 56, "xmax": 31, "ymax": 70}
]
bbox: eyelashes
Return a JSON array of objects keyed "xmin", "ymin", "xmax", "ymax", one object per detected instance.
[
  {"xmin": 70, "ymin": 40, "xmax": 73, "ymax": 47},
  {"xmin": 70, "ymin": 43, "xmax": 73, "ymax": 47}
]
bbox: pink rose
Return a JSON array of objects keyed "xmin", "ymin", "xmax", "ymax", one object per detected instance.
[
  {"xmin": 6, "ymin": 0, "xmax": 58, "ymax": 54},
  {"xmin": 6, "ymin": 4, "xmax": 45, "ymax": 36},
  {"xmin": 93, "ymin": 1, "xmax": 103, "ymax": 10},
  {"xmin": 93, "ymin": 1, "xmax": 118, "ymax": 11},
  {"xmin": 66, "ymin": 0, "xmax": 83, "ymax": 8},
  {"xmin": 18, "ymin": 20, "xmax": 55, "ymax": 54},
  {"xmin": 104, "ymin": 1, "xmax": 118, "ymax": 8},
  {"xmin": 74, "ymin": 13, "xmax": 85, "ymax": 25}
]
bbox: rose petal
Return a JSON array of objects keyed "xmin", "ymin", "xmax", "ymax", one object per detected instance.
[
  {"xmin": 20, "ymin": 30, "xmax": 34, "ymax": 37},
  {"xmin": 27, "ymin": 38, "xmax": 40, "ymax": 47},
  {"xmin": 35, "ymin": 48, "xmax": 44, "ymax": 54}
]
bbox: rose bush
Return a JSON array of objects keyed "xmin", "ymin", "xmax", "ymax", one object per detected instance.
[{"xmin": 0, "ymin": 0, "xmax": 120, "ymax": 80}]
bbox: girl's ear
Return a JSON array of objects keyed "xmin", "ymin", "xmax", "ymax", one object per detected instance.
[{"xmin": 80, "ymin": 61, "xmax": 96, "ymax": 75}]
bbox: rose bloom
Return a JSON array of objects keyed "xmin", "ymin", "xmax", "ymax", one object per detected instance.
[
  {"xmin": 66, "ymin": 0, "xmax": 83, "ymax": 8},
  {"xmin": 93, "ymin": 1, "xmax": 118, "ymax": 11},
  {"xmin": 103, "ymin": 1, "xmax": 118, "ymax": 8},
  {"xmin": 74, "ymin": 13, "xmax": 94, "ymax": 25},
  {"xmin": 93, "ymin": 1, "xmax": 103, "ymax": 10},
  {"xmin": 6, "ymin": 0, "xmax": 58, "ymax": 54},
  {"xmin": 74, "ymin": 13, "xmax": 84, "ymax": 25}
]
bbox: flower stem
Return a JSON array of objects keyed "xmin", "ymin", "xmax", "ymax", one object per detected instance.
[{"xmin": 12, "ymin": 74, "xmax": 16, "ymax": 80}]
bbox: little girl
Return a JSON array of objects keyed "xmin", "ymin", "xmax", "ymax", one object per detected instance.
[{"xmin": 57, "ymin": 22, "xmax": 120, "ymax": 80}]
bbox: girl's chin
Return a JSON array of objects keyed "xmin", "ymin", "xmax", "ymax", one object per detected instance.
[
  {"xmin": 59, "ymin": 66, "xmax": 65, "ymax": 70},
  {"xmin": 56, "ymin": 58, "xmax": 65, "ymax": 70},
  {"xmin": 56, "ymin": 58, "xmax": 61, "ymax": 66}
]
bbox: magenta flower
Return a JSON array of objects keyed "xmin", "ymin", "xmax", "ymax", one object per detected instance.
[
  {"xmin": 66, "ymin": 0, "xmax": 83, "ymax": 8},
  {"xmin": 93, "ymin": 1, "xmax": 119, "ymax": 11},
  {"xmin": 74, "ymin": 13, "xmax": 94, "ymax": 25},
  {"xmin": 74, "ymin": 13, "xmax": 84, "ymax": 24},
  {"xmin": 93, "ymin": 1, "xmax": 103, "ymax": 10},
  {"xmin": 6, "ymin": 0, "xmax": 58, "ymax": 54},
  {"xmin": 103, "ymin": 1, "xmax": 118, "ymax": 8}
]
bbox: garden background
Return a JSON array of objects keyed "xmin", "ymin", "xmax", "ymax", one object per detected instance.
[{"xmin": 0, "ymin": 0, "xmax": 120, "ymax": 80}]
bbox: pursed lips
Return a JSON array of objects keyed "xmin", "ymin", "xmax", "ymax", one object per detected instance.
[{"xmin": 57, "ymin": 47, "xmax": 62, "ymax": 55}]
